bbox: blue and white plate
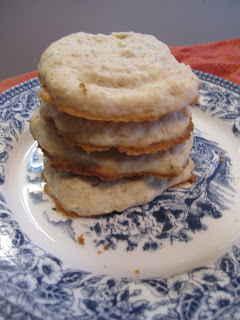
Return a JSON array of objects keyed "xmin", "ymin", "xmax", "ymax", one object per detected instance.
[{"xmin": 0, "ymin": 71, "xmax": 240, "ymax": 320}]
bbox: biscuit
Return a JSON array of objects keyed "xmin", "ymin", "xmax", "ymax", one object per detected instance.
[
  {"xmin": 38, "ymin": 32, "xmax": 200, "ymax": 122},
  {"xmin": 30, "ymin": 109, "xmax": 193, "ymax": 180},
  {"xmin": 43, "ymin": 157, "xmax": 194, "ymax": 217},
  {"xmin": 39, "ymin": 100, "xmax": 193, "ymax": 155}
]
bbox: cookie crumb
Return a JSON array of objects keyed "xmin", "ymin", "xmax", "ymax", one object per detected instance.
[
  {"xmin": 104, "ymin": 265, "xmax": 107, "ymax": 268},
  {"xmin": 134, "ymin": 269, "xmax": 140, "ymax": 274},
  {"xmin": 104, "ymin": 244, "xmax": 109, "ymax": 250},
  {"xmin": 78, "ymin": 233, "xmax": 85, "ymax": 245},
  {"xmin": 97, "ymin": 250, "xmax": 103, "ymax": 255},
  {"xmin": 218, "ymin": 154, "xmax": 224, "ymax": 162},
  {"xmin": 79, "ymin": 82, "xmax": 87, "ymax": 94}
]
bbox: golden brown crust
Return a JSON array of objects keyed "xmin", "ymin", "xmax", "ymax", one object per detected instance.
[
  {"xmin": 171, "ymin": 173, "xmax": 196, "ymax": 187},
  {"xmin": 43, "ymin": 158, "xmax": 195, "ymax": 218},
  {"xmin": 40, "ymin": 145, "xmax": 184, "ymax": 180},
  {"xmin": 39, "ymin": 87, "xmax": 197, "ymax": 123},
  {"xmin": 44, "ymin": 183, "xmax": 123, "ymax": 218},
  {"xmin": 61, "ymin": 118, "xmax": 194, "ymax": 155},
  {"xmin": 44, "ymin": 183, "xmax": 80, "ymax": 218},
  {"xmin": 39, "ymin": 99, "xmax": 193, "ymax": 155},
  {"xmin": 191, "ymin": 94, "xmax": 199, "ymax": 106},
  {"xmin": 31, "ymin": 109, "xmax": 193, "ymax": 181},
  {"xmin": 45, "ymin": 183, "xmax": 122, "ymax": 218}
]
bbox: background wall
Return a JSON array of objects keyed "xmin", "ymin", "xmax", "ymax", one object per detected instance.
[{"xmin": 1, "ymin": 0, "xmax": 240, "ymax": 81}]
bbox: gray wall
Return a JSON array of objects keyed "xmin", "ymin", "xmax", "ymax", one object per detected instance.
[{"xmin": 1, "ymin": 0, "xmax": 240, "ymax": 81}]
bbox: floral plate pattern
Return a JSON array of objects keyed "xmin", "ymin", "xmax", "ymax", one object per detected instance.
[{"xmin": 0, "ymin": 71, "xmax": 240, "ymax": 319}]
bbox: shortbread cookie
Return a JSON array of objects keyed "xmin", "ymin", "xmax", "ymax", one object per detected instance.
[
  {"xmin": 39, "ymin": 100, "xmax": 193, "ymax": 154},
  {"xmin": 38, "ymin": 32, "xmax": 200, "ymax": 121},
  {"xmin": 43, "ymin": 157, "xmax": 194, "ymax": 217},
  {"xmin": 30, "ymin": 109, "xmax": 193, "ymax": 180}
]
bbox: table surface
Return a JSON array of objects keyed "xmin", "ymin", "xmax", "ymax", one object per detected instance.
[{"xmin": 1, "ymin": 0, "xmax": 240, "ymax": 81}]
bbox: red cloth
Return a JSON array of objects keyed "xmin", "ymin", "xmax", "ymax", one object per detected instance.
[
  {"xmin": 0, "ymin": 38, "xmax": 239, "ymax": 94},
  {"xmin": 0, "ymin": 71, "xmax": 38, "ymax": 94},
  {"xmin": 171, "ymin": 38, "xmax": 240, "ymax": 85}
]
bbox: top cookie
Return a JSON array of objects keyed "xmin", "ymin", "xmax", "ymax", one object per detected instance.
[{"xmin": 38, "ymin": 32, "xmax": 200, "ymax": 122}]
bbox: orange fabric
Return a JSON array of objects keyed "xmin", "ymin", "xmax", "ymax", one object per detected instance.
[
  {"xmin": 0, "ymin": 38, "xmax": 239, "ymax": 94},
  {"xmin": 171, "ymin": 38, "xmax": 240, "ymax": 85}
]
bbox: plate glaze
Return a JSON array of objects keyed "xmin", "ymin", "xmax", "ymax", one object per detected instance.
[{"xmin": 0, "ymin": 71, "xmax": 240, "ymax": 319}]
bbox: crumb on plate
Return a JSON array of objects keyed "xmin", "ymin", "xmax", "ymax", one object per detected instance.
[{"xmin": 78, "ymin": 233, "xmax": 85, "ymax": 245}]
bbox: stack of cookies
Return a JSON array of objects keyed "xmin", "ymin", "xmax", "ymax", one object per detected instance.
[{"xmin": 30, "ymin": 32, "xmax": 200, "ymax": 217}]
